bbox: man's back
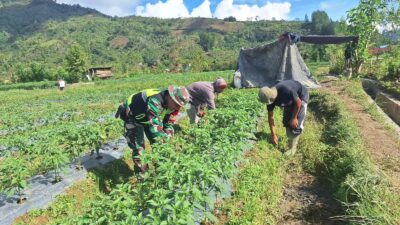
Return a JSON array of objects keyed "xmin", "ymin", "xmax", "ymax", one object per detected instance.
[
  {"xmin": 187, "ymin": 81, "xmax": 215, "ymax": 109},
  {"xmin": 268, "ymin": 80, "xmax": 308, "ymax": 110}
]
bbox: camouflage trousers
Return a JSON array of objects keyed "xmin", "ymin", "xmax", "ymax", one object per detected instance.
[{"xmin": 124, "ymin": 121, "xmax": 154, "ymax": 173}]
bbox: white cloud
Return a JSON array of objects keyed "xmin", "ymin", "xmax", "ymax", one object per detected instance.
[
  {"xmin": 57, "ymin": 0, "xmax": 291, "ymax": 20},
  {"xmin": 56, "ymin": 0, "xmax": 139, "ymax": 17},
  {"xmin": 134, "ymin": 0, "xmax": 290, "ymax": 21},
  {"xmin": 135, "ymin": 0, "xmax": 213, "ymax": 19},
  {"xmin": 214, "ymin": 0, "xmax": 291, "ymax": 21},
  {"xmin": 190, "ymin": 0, "xmax": 212, "ymax": 18},
  {"xmin": 376, "ymin": 23, "xmax": 397, "ymax": 33},
  {"xmin": 135, "ymin": 0, "xmax": 190, "ymax": 18},
  {"xmin": 320, "ymin": 2, "xmax": 336, "ymax": 10}
]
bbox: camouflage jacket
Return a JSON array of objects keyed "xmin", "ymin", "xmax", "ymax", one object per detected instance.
[{"xmin": 146, "ymin": 93, "xmax": 179, "ymax": 139}]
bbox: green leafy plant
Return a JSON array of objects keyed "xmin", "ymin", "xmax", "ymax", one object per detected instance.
[
  {"xmin": 42, "ymin": 140, "xmax": 69, "ymax": 183},
  {"xmin": 0, "ymin": 157, "xmax": 30, "ymax": 203}
]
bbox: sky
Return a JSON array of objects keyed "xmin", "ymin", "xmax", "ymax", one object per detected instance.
[{"xmin": 56, "ymin": 0, "xmax": 360, "ymax": 21}]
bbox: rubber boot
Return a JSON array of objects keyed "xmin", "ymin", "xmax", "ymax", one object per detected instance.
[
  {"xmin": 284, "ymin": 129, "xmax": 300, "ymax": 157},
  {"xmin": 133, "ymin": 158, "xmax": 148, "ymax": 180},
  {"xmin": 133, "ymin": 158, "xmax": 148, "ymax": 172}
]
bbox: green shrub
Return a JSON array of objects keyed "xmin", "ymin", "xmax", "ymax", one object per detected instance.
[{"xmin": 0, "ymin": 80, "xmax": 57, "ymax": 91}]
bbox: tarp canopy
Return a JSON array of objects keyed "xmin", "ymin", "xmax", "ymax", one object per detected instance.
[
  {"xmin": 301, "ymin": 35, "xmax": 358, "ymax": 44},
  {"xmin": 236, "ymin": 33, "xmax": 358, "ymax": 88}
]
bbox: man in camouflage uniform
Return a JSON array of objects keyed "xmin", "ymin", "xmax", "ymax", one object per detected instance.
[{"xmin": 115, "ymin": 85, "xmax": 190, "ymax": 173}]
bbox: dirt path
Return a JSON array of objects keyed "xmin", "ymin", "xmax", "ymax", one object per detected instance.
[
  {"xmin": 277, "ymin": 80, "xmax": 400, "ymax": 224},
  {"xmin": 277, "ymin": 166, "xmax": 343, "ymax": 225},
  {"xmin": 321, "ymin": 80, "xmax": 400, "ymax": 193}
]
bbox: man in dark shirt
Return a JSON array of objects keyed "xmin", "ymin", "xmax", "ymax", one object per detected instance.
[{"xmin": 258, "ymin": 80, "xmax": 309, "ymax": 156}]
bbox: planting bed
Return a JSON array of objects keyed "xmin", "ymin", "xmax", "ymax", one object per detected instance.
[{"xmin": 1, "ymin": 72, "xmax": 399, "ymax": 224}]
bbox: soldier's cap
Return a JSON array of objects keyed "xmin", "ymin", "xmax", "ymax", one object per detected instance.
[
  {"xmin": 258, "ymin": 86, "xmax": 277, "ymax": 105},
  {"xmin": 168, "ymin": 85, "xmax": 190, "ymax": 106}
]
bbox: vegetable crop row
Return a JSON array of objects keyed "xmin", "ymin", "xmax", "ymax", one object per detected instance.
[{"xmin": 76, "ymin": 89, "xmax": 263, "ymax": 224}]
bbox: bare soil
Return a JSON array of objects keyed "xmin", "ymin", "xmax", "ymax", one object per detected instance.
[
  {"xmin": 321, "ymin": 80, "xmax": 400, "ymax": 193},
  {"xmin": 277, "ymin": 164, "xmax": 344, "ymax": 225}
]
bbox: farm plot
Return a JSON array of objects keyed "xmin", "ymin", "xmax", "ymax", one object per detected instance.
[
  {"xmin": 0, "ymin": 71, "xmax": 230, "ymax": 193},
  {"xmin": 2, "ymin": 72, "xmax": 399, "ymax": 225},
  {"xmin": 8, "ymin": 87, "xmax": 264, "ymax": 224}
]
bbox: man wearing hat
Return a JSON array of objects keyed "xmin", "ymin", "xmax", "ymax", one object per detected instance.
[
  {"xmin": 186, "ymin": 77, "xmax": 228, "ymax": 124},
  {"xmin": 258, "ymin": 80, "xmax": 309, "ymax": 156},
  {"xmin": 115, "ymin": 85, "xmax": 190, "ymax": 173}
]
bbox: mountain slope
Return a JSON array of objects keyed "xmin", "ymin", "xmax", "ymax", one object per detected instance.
[
  {"xmin": 0, "ymin": 0, "xmax": 105, "ymax": 37},
  {"xmin": 0, "ymin": 0, "xmax": 30, "ymax": 8},
  {"xmin": 0, "ymin": 0, "xmax": 312, "ymax": 80}
]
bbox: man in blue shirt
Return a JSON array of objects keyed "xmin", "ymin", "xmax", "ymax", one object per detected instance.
[{"xmin": 258, "ymin": 80, "xmax": 309, "ymax": 156}]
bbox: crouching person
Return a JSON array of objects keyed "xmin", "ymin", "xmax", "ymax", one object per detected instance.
[
  {"xmin": 115, "ymin": 85, "xmax": 190, "ymax": 173},
  {"xmin": 186, "ymin": 77, "xmax": 227, "ymax": 124},
  {"xmin": 258, "ymin": 80, "xmax": 309, "ymax": 156}
]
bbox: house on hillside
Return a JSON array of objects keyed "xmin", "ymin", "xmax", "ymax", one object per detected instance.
[
  {"xmin": 87, "ymin": 67, "xmax": 112, "ymax": 80},
  {"xmin": 369, "ymin": 45, "xmax": 390, "ymax": 57}
]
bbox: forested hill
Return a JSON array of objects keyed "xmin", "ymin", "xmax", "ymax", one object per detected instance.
[
  {"xmin": 0, "ymin": 0, "xmax": 30, "ymax": 8},
  {"xmin": 0, "ymin": 0, "xmax": 338, "ymax": 81},
  {"xmin": 0, "ymin": 0, "xmax": 105, "ymax": 37}
]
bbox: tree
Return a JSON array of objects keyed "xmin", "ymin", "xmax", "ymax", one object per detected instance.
[
  {"xmin": 223, "ymin": 16, "xmax": 236, "ymax": 22},
  {"xmin": 0, "ymin": 54, "xmax": 16, "ymax": 82},
  {"xmin": 143, "ymin": 46, "xmax": 161, "ymax": 67},
  {"xmin": 311, "ymin": 10, "xmax": 335, "ymax": 35},
  {"xmin": 198, "ymin": 32, "xmax": 219, "ymax": 52},
  {"xmin": 169, "ymin": 38, "xmax": 209, "ymax": 72},
  {"xmin": 64, "ymin": 44, "xmax": 89, "ymax": 83},
  {"xmin": 346, "ymin": 0, "xmax": 388, "ymax": 75}
]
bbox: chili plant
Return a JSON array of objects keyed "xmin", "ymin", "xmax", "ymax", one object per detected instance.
[
  {"xmin": 0, "ymin": 157, "xmax": 30, "ymax": 203},
  {"xmin": 42, "ymin": 140, "xmax": 69, "ymax": 183}
]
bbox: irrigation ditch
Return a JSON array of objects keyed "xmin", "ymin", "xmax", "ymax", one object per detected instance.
[{"xmin": 361, "ymin": 79, "xmax": 400, "ymax": 128}]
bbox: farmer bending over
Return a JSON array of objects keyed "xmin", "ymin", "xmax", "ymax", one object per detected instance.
[
  {"xmin": 186, "ymin": 77, "xmax": 228, "ymax": 124},
  {"xmin": 258, "ymin": 80, "xmax": 309, "ymax": 156},
  {"xmin": 115, "ymin": 85, "xmax": 190, "ymax": 173}
]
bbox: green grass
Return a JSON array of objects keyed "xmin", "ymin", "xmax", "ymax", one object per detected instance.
[
  {"xmin": 340, "ymin": 79, "xmax": 399, "ymax": 137},
  {"xmin": 220, "ymin": 141, "xmax": 284, "ymax": 225},
  {"xmin": 309, "ymin": 90, "xmax": 400, "ymax": 225},
  {"xmin": 307, "ymin": 61, "xmax": 330, "ymax": 81},
  {"xmin": 0, "ymin": 80, "xmax": 57, "ymax": 91},
  {"xmin": 378, "ymin": 81, "xmax": 400, "ymax": 100}
]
